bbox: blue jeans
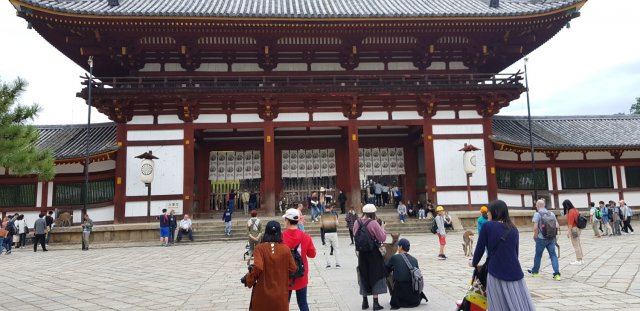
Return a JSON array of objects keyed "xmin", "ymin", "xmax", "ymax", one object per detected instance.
[
  {"xmin": 4, "ymin": 235, "xmax": 12, "ymax": 253},
  {"xmin": 0, "ymin": 237, "xmax": 4, "ymax": 253},
  {"xmin": 532, "ymin": 238, "xmax": 560, "ymax": 275},
  {"xmin": 399, "ymin": 214, "xmax": 405, "ymax": 222},
  {"xmin": 310, "ymin": 207, "xmax": 319, "ymax": 220},
  {"xmin": 288, "ymin": 287, "xmax": 309, "ymax": 311}
]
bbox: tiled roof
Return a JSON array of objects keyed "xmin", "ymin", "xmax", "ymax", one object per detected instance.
[
  {"xmin": 35, "ymin": 123, "xmax": 118, "ymax": 160},
  {"xmin": 492, "ymin": 115, "xmax": 640, "ymax": 150},
  {"xmin": 17, "ymin": 0, "xmax": 582, "ymax": 18}
]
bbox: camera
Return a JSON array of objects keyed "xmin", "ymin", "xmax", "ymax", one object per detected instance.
[{"xmin": 240, "ymin": 275, "xmax": 247, "ymax": 285}]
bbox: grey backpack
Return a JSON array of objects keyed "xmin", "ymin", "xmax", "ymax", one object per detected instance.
[{"xmin": 400, "ymin": 254, "xmax": 424, "ymax": 293}]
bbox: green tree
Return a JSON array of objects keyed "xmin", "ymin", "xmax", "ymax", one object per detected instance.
[
  {"xmin": 631, "ymin": 97, "xmax": 640, "ymax": 114},
  {"xmin": 0, "ymin": 77, "xmax": 54, "ymax": 180}
]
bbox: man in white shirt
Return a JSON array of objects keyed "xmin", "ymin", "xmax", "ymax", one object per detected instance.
[
  {"xmin": 177, "ymin": 214, "xmax": 194, "ymax": 242},
  {"xmin": 620, "ymin": 200, "xmax": 635, "ymax": 234}
]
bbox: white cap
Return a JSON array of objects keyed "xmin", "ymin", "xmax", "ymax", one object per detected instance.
[
  {"xmin": 320, "ymin": 187, "xmax": 325, "ymax": 191},
  {"xmin": 362, "ymin": 204, "xmax": 377, "ymax": 213},
  {"xmin": 282, "ymin": 208, "xmax": 300, "ymax": 221}
]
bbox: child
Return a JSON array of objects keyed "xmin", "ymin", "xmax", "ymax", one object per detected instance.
[
  {"xmin": 435, "ymin": 206, "xmax": 447, "ymax": 260},
  {"xmin": 223, "ymin": 208, "xmax": 233, "ymax": 236}
]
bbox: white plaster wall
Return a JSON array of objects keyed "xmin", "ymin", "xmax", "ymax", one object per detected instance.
[
  {"xmin": 158, "ymin": 115, "xmax": 184, "ymax": 124},
  {"xmin": 47, "ymin": 182, "xmax": 53, "ymax": 207},
  {"xmin": 433, "ymin": 124, "xmax": 483, "ymax": 135},
  {"xmin": 590, "ymin": 192, "xmax": 619, "ymax": 205},
  {"xmin": 273, "ymin": 63, "xmax": 308, "ymax": 71},
  {"xmin": 556, "ymin": 168, "xmax": 563, "ymax": 190},
  {"xmin": 494, "ymin": 151, "xmax": 518, "ymax": 161},
  {"xmin": 194, "ymin": 114, "xmax": 227, "ymax": 124},
  {"xmin": 458, "ymin": 110, "xmax": 481, "ymax": 119},
  {"xmin": 313, "ymin": 112, "xmax": 348, "ymax": 121},
  {"xmin": 125, "ymin": 200, "xmax": 183, "ymax": 217},
  {"xmin": 90, "ymin": 160, "xmax": 116, "ymax": 173},
  {"xmin": 437, "ymin": 190, "xmax": 488, "ymax": 205},
  {"xmin": 622, "ymin": 151, "xmax": 640, "ymax": 159},
  {"xmin": 274, "ymin": 113, "xmax": 308, "ymax": 122},
  {"xmin": 521, "ymin": 152, "xmax": 550, "ymax": 161},
  {"xmin": 547, "ymin": 168, "xmax": 555, "ymax": 191},
  {"xmin": 231, "ymin": 114, "xmax": 262, "ymax": 123},
  {"xmin": 87, "ymin": 205, "xmax": 115, "ymax": 222},
  {"xmin": 432, "ymin": 110, "xmax": 455, "ymax": 120},
  {"xmin": 73, "ymin": 209, "xmax": 82, "ymax": 224},
  {"xmin": 126, "ymin": 145, "xmax": 184, "ymax": 196},
  {"xmin": 311, "ymin": 63, "xmax": 345, "ymax": 71},
  {"xmin": 497, "ymin": 193, "xmax": 522, "ymax": 208},
  {"xmin": 195, "ymin": 63, "xmax": 228, "ymax": 72},
  {"xmin": 623, "ymin": 191, "xmax": 640, "ymax": 205},
  {"xmin": 354, "ymin": 63, "xmax": 385, "ymax": 71},
  {"xmin": 612, "ymin": 166, "xmax": 619, "ymax": 189},
  {"xmin": 359, "ymin": 112, "xmax": 389, "ymax": 121},
  {"xmin": 391, "ymin": 111, "xmax": 421, "ymax": 120},
  {"xmin": 231, "ymin": 63, "xmax": 262, "ymax": 72},
  {"xmin": 139, "ymin": 63, "xmax": 161, "ymax": 72},
  {"xmin": 165, "ymin": 63, "xmax": 186, "ymax": 72},
  {"xmin": 428, "ymin": 62, "xmax": 446, "ymax": 70},
  {"xmin": 621, "ymin": 166, "xmax": 627, "ymax": 188},
  {"xmin": 127, "ymin": 130, "xmax": 184, "ymax": 141},
  {"xmin": 129, "ymin": 116, "xmax": 154, "ymax": 125},
  {"xmin": 55, "ymin": 163, "xmax": 84, "ymax": 174},
  {"xmin": 558, "ymin": 193, "xmax": 589, "ymax": 208},
  {"xmin": 388, "ymin": 62, "xmax": 416, "ymax": 70},
  {"xmin": 587, "ymin": 152, "xmax": 613, "ymax": 160},
  {"xmin": 556, "ymin": 152, "xmax": 583, "ymax": 161},
  {"xmin": 433, "ymin": 139, "xmax": 487, "ymax": 186},
  {"xmin": 449, "ymin": 61, "xmax": 469, "ymax": 70},
  {"xmin": 35, "ymin": 182, "xmax": 43, "ymax": 208}
]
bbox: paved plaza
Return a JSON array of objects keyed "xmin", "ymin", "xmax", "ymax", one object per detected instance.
[{"xmin": 3, "ymin": 228, "xmax": 640, "ymax": 311}]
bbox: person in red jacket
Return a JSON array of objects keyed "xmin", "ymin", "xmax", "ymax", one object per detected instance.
[{"xmin": 282, "ymin": 208, "xmax": 317, "ymax": 311}]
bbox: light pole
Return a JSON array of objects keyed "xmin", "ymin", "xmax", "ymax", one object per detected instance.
[
  {"xmin": 82, "ymin": 56, "xmax": 94, "ymax": 217},
  {"xmin": 524, "ymin": 57, "xmax": 538, "ymax": 207},
  {"xmin": 460, "ymin": 143, "xmax": 480, "ymax": 211},
  {"xmin": 135, "ymin": 151, "xmax": 158, "ymax": 222}
]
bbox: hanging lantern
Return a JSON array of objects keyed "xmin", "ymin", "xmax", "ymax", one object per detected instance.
[
  {"xmin": 135, "ymin": 151, "xmax": 159, "ymax": 184},
  {"xmin": 459, "ymin": 144, "xmax": 481, "ymax": 176}
]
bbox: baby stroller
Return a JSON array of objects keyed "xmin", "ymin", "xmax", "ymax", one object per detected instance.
[
  {"xmin": 456, "ymin": 268, "xmax": 487, "ymax": 311},
  {"xmin": 243, "ymin": 242, "xmax": 250, "ymax": 261}
]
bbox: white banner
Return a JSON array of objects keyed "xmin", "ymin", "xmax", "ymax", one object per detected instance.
[
  {"xmin": 381, "ymin": 148, "xmax": 390, "ymax": 176},
  {"xmin": 372, "ymin": 148, "xmax": 382, "ymax": 176},
  {"xmin": 320, "ymin": 149, "xmax": 328, "ymax": 177},
  {"xmin": 296, "ymin": 150, "xmax": 305, "ymax": 178},
  {"xmin": 208, "ymin": 152, "xmax": 216, "ymax": 181},
  {"xmin": 282, "ymin": 150, "xmax": 290, "ymax": 178},
  {"xmin": 244, "ymin": 151, "xmax": 253, "ymax": 180},
  {"xmin": 290, "ymin": 150, "xmax": 298, "ymax": 179},
  {"xmin": 312, "ymin": 149, "xmax": 321, "ymax": 177},
  {"xmin": 364, "ymin": 148, "xmax": 372, "ymax": 178},
  {"xmin": 397, "ymin": 148, "xmax": 405, "ymax": 175},
  {"xmin": 328, "ymin": 149, "xmax": 336, "ymax": 177}
]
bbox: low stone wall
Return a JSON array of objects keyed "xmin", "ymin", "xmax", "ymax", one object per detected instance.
[{"xmin": 51, "ymin": 223, "xmax": 159, "ymax": 244}]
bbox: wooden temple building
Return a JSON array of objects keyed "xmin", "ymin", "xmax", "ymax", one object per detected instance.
[{"xmin": 4, "ymin": 0, "xmax": 639, "ymax": 225}]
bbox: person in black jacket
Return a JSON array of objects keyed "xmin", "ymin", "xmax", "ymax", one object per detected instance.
[
  {"xmin": 45, "ymin": 211, "xmax": 54, "ymax": 245},
  {"xmin": 386, "ymin": 238, "xmax": 427, "ymax": 309},
  {"xmin": 338, "ymin": 190, "xmax": 347, "ymax": 214},
  {"xmin": 169, "ymin": 210, "xmax": 178, "ymax": 244}
]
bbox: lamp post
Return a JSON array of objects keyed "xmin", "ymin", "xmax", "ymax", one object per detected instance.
[
  {"xmin": 460, "ymin": 143, "xmax": 480, "ymax": 211},
  {"xmin": 135, "ymin": 151, "xmax": 158, "ymax": 222},
  {"xmin": 524, "ymin": 57, "xmax": 538, "ymax": 207},
  {"xmin": 82, "ymin": 56, "xmax": 94, "ymax": 217}
]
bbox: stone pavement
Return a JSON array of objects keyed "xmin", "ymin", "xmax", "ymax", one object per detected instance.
[{"xmin": 2, "ymin": 227, "xmax": 640, "ymax": 311}]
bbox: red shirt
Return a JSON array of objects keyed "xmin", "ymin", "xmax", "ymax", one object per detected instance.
[
  {"xmin": 282, "ymin": 228, "xmax": 316, "ymax": 290},
  {"xmin": 567, "ymin": 208, "xmax": 579, "ymax": 228}
]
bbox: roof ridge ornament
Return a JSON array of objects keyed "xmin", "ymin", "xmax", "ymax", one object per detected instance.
[{"xmin": 107, "ymin": 0, "xmax": 119, "ymax": 7}]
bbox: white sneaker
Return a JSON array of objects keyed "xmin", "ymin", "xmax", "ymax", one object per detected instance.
[{"xmin": 570, "ymin": 260, "xmax": 583, "ymax": 265}]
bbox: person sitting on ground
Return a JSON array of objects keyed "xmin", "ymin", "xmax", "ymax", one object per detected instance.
[
  {"xmin": 397, "ymin": 201, "xmax": 408, "ymax": 224},
  {"xmin": 177, "ymin": 214, "xmax": 194, "ymax": 242},
  {"xmin": 417, "ymin": 201, "xmax": 426, "ymax": 220},
  {"xmin": 426, "ymin": 200, "xmax": 436, "ymax": 219},
  {"xmin": 386, "ymin": 238, "xmax": 428, "ymax": 309},
  {"xmin": 406, "ymin": 201, "xmax": 416, "ymax": 218}
]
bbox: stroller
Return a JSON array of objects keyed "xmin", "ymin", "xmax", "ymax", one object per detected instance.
[
  {"xmin": 456, "ymin": 268, "xmax": 487, "ymax": 311},
  {"xmin": 243, "ymin": 242, "xmax": 251, "ymax": 261}
]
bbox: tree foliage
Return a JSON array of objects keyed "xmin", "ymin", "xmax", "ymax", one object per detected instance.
[
  {"xmin": 0, "ymin": 77, "xmax": 55, "ymax": 180},
  {"xmin": 631, "ymin": 97, "xmax": 640, "ymax": 115}
]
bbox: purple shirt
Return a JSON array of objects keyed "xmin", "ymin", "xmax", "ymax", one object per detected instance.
[{"xmin": 352, "ymin": 217, "xmax": 386, "ymax": 242}]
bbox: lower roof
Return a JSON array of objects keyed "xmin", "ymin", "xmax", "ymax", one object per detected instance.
[
  {"xmin": 36, "ymin": 123, "xmax": 118, "ymax": 162},
  {"xmin": 492, "ymin": 115, "xmax": 640, "ymax": 150}
]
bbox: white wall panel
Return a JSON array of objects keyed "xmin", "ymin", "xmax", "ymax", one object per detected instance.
[
  {"xmin": 612, "ymin": 166, "xmax": 618, "ymax": 189},
  {"xmin": 547, "ymin": 168, "xmax": 555, "ymax": 191},
  {"xmin": 432, "ymin": 124, "xmax": 483, "ymax": 135},
  {"xmin": 556, "ymin": 152, "xmax": 583, "ymax": 161},
  {"xmin": 621, "ymin": 166, "xmax": 627, "ymax": 188},
  {"xmin": 47, "ymin": 182, "xmax": 53, "ymax": 207},
  {"xmin": 521, "ymin": 152, "xmax": 550, "ymax": 161},
  {"xmin": 86, "ymin": 205, "xmax": 115, "ymax": 222},
  {"xmin": 311, "ymin": 63, "xmax": 345, "ymax": 71},
  {"xmin": 458, "ymin": 110, "xmax": 481, "ymax": 119},
  {"xmin": 437, "ymin": 190, "xmax": 488, "ymax": 205},
  {"xmin": 494, "ymin": 151, "xmax": 518, "ymax": 161},
  {"xmin": 128, "ymin": 116, "xmax": 154, "ymax": 124},
  {"xmin": 556, "ymin": 168, "xmax": 563, "ymax": 190},
  {"xmin": 622, "ymin": 151, "xmax": 640, "ymax": 159},
  {"xmin": 73, "ymin": 209, "xmax": 82, "ymax": 224},
  {"xmin": 388, "ymin": 62, "xmax": 416, "ymax": 70},
  {"xmin": 273, "ymin": 63, "xmax": 308, "ymax": 71},
  {"xmin": 165, "ymin": 63, "xmax": 186, "ymax": 72},
  {"xmin": 127, "ymin": 130, "xmax": 184, "ymax": 141},
  {"xmin": 231, "ymin": 63, "xmax": 262, "ymax": 72},
  {"xmin": 558, "ymin": 193, "xmax": 589, "ymax": 208},
  {"xmin": 125, "ymin": 200, "xmax": 183, "ymax": 217},
  {"xmin": 194, "ymin": 114, "xmax": 227, "ymax": 124},
  {"xmin": 55, "ymin": 163, "xmax": 84, "ymax": 174},
  {"xmin": 157, "ymin": 115, "xmax": 183, "ymax": 124},
  {"xmin": 274, "ymin": 113, "xmax": 309, "ymax": 122},
  {"xmin": 313, "ymin": 112, "xmax": 348, "ymax": 121},
  {"xmin": 195, "ymin": 63, "xmax": 227, "ymax": 72},
  {"xmin": 433, "ymin": 139, "xmax": 487, "ymax": 186},
  {"xmin": 587, "ymin": 152, "xmax": 613, "ymax": 160},
  {"xmin": 449, "ymin": 61, "xmax": 469, "ymax": 70},
  {"xmin": 0, "ymin": 167, "xmax": 4, "ymax": 175},
  {"xmin": 497, "ymin": 193, "xmax": 523, "ymax": 208},
  {"xmin": 623, "ymin": 191, "xmax": 640, "ymax": 205},
  {"xmin": 391, "ymin": 111, "xmax": 421, "ymax": 120},
  {"xmin": 139, "ymin": 63, "xmax": 161, "ymax": 72},
  {"xmin": 354, "ymin": 63, "xmax": 385, "ymax": 71},
  {"xmin": 231, "ymin": 114, "xmax": 262, "ymax": 123},
  {"xmin": 36, "ymin": 182, "xmax": 43, "ymax": 208},
  {"xmin": 432, "ymin": 110, "xmax": 455, "ymax": 120},
  {"xmin": 590, "ymin": 192, "xmax": 619, "ymax": 206},
  {"xmin": 126, "ymin": 145, "xmax": 184, "ymax": 196},
  {"xmin": 90, "ymin": 160, "xmax": 116, "ymax": 172},
  {"xmin": 359, "ymin": 112, "xmax": 388, "ymax": 121},
  {"xmin": 428, "ymin": 62, "xmax": 446, "ymax": 70}
]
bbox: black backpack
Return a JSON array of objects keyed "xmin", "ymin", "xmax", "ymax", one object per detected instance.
[
  {"xmin": 577, "ymin": 214, "xmax": 588, "ymax": 229},
  {"xmin": 354, "ymin": 219, "xmax": 377, "ymax": 252},
  {"xmin": 430, "ymin": 219, "xmax": 438, "ymax": 234},
  {"xmin": 538, "ymin": 211, "xmax": 558, "ymax": 239},
  {"xmin": 289, "ymin": 243, "xmax": 305, "ymax": 285},
  {"xmin": 7, "ymin": 221, "xmax": 17, "ymax": 236}
]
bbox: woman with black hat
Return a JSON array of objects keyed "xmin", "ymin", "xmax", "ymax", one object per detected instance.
[{"xmin": 243, "ymin": 220, "xmax": 297, "ymax": 311}]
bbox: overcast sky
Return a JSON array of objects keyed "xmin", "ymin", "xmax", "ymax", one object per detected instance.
[{"xmin": 0, "ymin": 0, "xmax": 638, "ymax": 125}]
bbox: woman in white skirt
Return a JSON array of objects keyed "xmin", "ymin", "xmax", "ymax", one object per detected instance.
[{"xmin": 472, "ymin": 200, "xmax": 535, "ymax": 311}]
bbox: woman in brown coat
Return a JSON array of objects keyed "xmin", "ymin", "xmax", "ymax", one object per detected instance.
[{"xmin": 244, "ymin": 220, "xmax": 297, "ymax": 311}]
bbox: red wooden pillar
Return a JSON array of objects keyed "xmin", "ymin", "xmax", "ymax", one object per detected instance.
[
  {"xmin": 422, "ymin": 116, "xmax": 437, "ymax": 204},
  {"xmin": 263, "ymin": 121, "xmax": 276, "ymax": 216},
  {"xmin": 41, "ymin": 181, "xmax": 49, "ymax": 209},
  {"xmin": 196, "ymin": 143, "xmax": 210, "ymax": 214},
  {"xmin": 347, "ymin": 120, "xmax": 362, "ymax": 212},
  {"xmin": 482, "ymin": 117, "xmax": 498, "ymax": 202},
  {"xmin": 403, "ymin": 145, "xmax": 417, "ymax": 203},
  {"xmin": 113, "ymin": 123, "xmax": 127, "ymax": 223},
  {"xmin": 183, "ymin": 123, "xmax": 195, "ymax": 217}
]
